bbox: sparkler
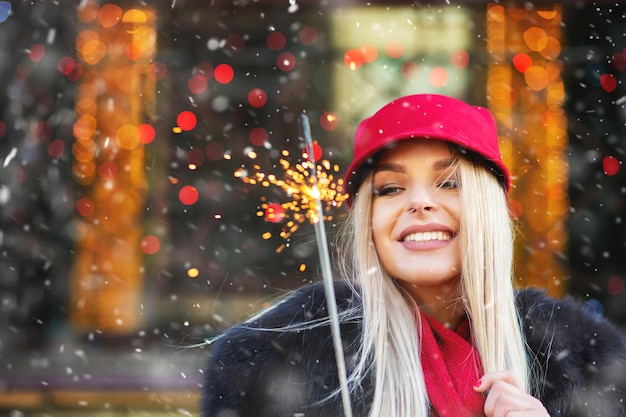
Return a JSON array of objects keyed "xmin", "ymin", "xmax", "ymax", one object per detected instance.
[
  {"xmin": 299, "ymin": 113, "xmax": 353, "ymax": 417},
  {"xmin": 233, "ymin": 115, "xmax": 353, "ymax": 417},
  {"xmin": 234, "ymin": 132, "xmax": 348, "ymax": 253}
]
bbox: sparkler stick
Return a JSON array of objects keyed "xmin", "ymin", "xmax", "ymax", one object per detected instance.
[{"xmin": 299, "ymin": 113, "xmax": 354, "ymax": 417}]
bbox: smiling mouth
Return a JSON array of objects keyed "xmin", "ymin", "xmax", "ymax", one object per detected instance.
[{"xmin": 403, "ymin": 231, "xmax": 453, "ymax": 242}]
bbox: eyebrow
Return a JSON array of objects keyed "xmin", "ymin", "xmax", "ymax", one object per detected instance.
[{"xmin": 375, "ymin": 157, "xmax": 457, "ymax": 174}]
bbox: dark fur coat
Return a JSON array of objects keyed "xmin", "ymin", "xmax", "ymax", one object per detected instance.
[{"xmin": 202, "ymin": 281, "xmax": 626, "ymax": 417}]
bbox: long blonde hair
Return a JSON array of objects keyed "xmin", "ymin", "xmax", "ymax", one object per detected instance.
[{"xmin": 336, "ymin": 152, "xmax": 529, "ymax": 417}]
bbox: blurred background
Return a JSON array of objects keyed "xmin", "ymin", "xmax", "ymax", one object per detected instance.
[{"xmin": 0, "ymin": 0, "xmax": 625, "ymax": 415}]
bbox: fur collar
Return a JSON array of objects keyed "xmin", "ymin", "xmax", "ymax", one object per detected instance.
[{"xmin": 203, "ymin": 281, "xmax": 626, "ymax": 417}]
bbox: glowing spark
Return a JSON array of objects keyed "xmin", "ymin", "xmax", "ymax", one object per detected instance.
[{"xmin": 234, "ymin": 151, "xmax": 348, "ymax": 252}]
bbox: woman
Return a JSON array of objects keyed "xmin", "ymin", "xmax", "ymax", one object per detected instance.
[{"xmin": 201, "ymin": 94, "xmax": 626, "ymax": 417}]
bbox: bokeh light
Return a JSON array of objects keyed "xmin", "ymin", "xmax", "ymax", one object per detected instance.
[
  {"xmin": 298, "ymin": 26, "xmax": 318, "ymax": 45},
  {"xmin": 276, "ymin": 52, "xmax": 296, "ymax": 71},
  {"xmin": 319, "ymin": 112, "xmax": 339, "ymax": 131},
  {"xmin": 177, "ymin": 111, "xmax": 197, "ymax": 131},
  {"xmin": 189, "ymin": 74, "xmax": 208, "ymax": 94},
  {"xmin": 98, "ymin": 161, "xmax": 117, "ymax": 180},
  {"xmin": 304, "ymin": 141, "xmax": 323, "ymax": 162},
  {"xmin": 608, "ymin": 276, "xmax": 624, "ymax": 295},
  {"xmin": 98, "ymin": 3, "xmax": 122, "ymax": 28},
  {"xmin": 600, "ymin": 74, "xmax": 617, "ymax": 92},
  {"xmin": 0, "ymin": 1, "xmax": 11, "ymax": 24},
  {"xmin": 429, "ymin": 67, "xmax": 448, "ymax": 88},
  {"xmin": 28, "ymin": 44, "xmax": 45, "ymax": 63},
  {"xmin": 48, "ymin": 139, "xmax": 65, "ymax": 159},
  {"xmin": 187, "ymin": 268, "xmax": 200, "ymax": 278},
  {"xmin": 75, "ymin": 197, "xmax": 95, "ymax": 217},
  {"xmin": 385, "ymin": 40, "xmax": 405, "ymax": 59},
  {"xmin": 214, "ymin": 63, "xmax": 234, "ymax": 84},
  {"xmin": 401, "ymin": 61, "xmax": 419, "ymax": 81},
  {"xmin": 513, "ymin": 53, "xmax": 533, "ymax": 73},
  {"xmin": 450, "ymin": 49, "xmax": 469, "ymax": 68},
  {"xmin": 344, "ymin": 49, "xmax": 363, "ymax": 70},
  {"xmin": 138, "ymin": 123, "xmax": 155, "ymax": 144},
  {"xmin": 140, "ymin": 235, "xmax": 160, "ymax": 255},
  {"xmin": 116, "ymin": 124, "xmax": 140, "ymax": 150},
  {"xmin": 179, "ymin": 185, "xmax": 199, "ymax": 205},
  {"xmin": 360, "ymin": 44, "xmax": 378, "ymax": 63},
  {"xmin": 266, "ymin": 31, "xmax": 286, "ymax": 50},
  {"xmin": 265, "ymin": 203, "xmax": 286, "ymax": 223},
  {"xmin": 248, "ymin": 88, "xmax": 268, "ymax": 108},
  {"xmin": 603, "ymin": 156, "xmax": 620, "ymax": 176},
  {"xmin": 249, "ymin": 127, "xmax": 269, "ymax": 146}
]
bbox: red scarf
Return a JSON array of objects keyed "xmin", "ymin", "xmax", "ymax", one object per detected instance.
[{"xmin": 419, "ymin": 310, "xmax": 485, "ymax": 417}]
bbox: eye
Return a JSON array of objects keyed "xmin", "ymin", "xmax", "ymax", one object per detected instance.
[
  {"xmin": 373, "ymin": 184, "xmax": 404, "ymax": 196},
  {"xmin": 438, "ymin": 177, "xmax": 459, "ymax": 190}
]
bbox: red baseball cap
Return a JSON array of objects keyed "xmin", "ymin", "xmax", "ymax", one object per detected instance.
[{"xmin": 343, "ymin": 94, "xmax": 510, "ymax": 204}]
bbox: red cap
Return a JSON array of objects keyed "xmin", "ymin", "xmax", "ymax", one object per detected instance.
[{"xmin": 343, "ymin": 94, "xmax": 510, "ymax": 204}]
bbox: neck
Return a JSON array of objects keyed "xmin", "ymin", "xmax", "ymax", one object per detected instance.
[{"xmin": 401, "ymin": 280, "xmax": 465, "ymax": 329}]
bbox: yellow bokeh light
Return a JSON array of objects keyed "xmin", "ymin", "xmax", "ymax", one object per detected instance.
[
  {"xmin": 187, "ymin": 268, "xmax": 200, "ymax": 278},
  {"xmin": 116, "ymin": 124, "xmax": 140, "ymax": 150},
  {"xmin": 524, "ymin": 66, "xmax": 549, "ymax": 91},
  {"xmin": 122, "ymin": 9, "xmax": 147, "ymax": 23},
  {"xmin": 523, "ymin": 27, "xmax": 548, "ymax": 52}
]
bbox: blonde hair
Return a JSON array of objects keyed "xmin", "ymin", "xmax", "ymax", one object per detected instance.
[{"xmin": 336, "ymin": 152, "xmax": 529, "ymax": 417}]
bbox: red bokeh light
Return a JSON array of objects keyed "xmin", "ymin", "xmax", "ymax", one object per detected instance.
[
  {"xmin": 98, "ymin": 161, "xmax": 117, "ymax": 180},
  {"xmin": 177, "ymin": 111, "xmax": 197, "ymax": 131},
  {"xmin": 360, "ymin": 44, "xmax": 378, "ymax": 63},
  {"xmin": 179, "ymin": 185, "xmax": 199, "ymax": 205},
  {"xmin": 602, "ymin": 155, "xmax": 620, "ymax": 176},
  {"xmin": 76, "ymin": 197, "xmax": 95, "ymax": 217},
  {"xmin": 513, "ymin": 53, "xmax": 533, "ymax": 73},
  {"xmin": 248, "ymin": 88, "xmax": 268, "ymax": 108},
  {"xmin": 600, "ymin": 73, "xmax": 617, "ymax": 92},
  {"xmin": 266, "ymin": 31, "xmax": 286, "ymax": 51},
  {"xmin": 265, "ymin": 203, "xmax": 286, "ymax": 223},
  {"xmin": 450, "ymin": 49, "xmax": 469, "ymax": 68},
  {"xmin": 319, "ymin": 112, "xmax": 339, "ymax": 131},
  {"xmin": 304, "ymin": 141, "xmax": 323, "ymax": 162},
  {"xmin": 48, "ymin": 139, "xmax": 65, "ymax": 158},
  {"xmin": 612, "ymin": 51, "xmax": 626, "ymax": 71},
  {"xmin": 214, "ymin": 64, "xmax": 234, "ymax": 84},
  {"xmin": 385, "ymin": 40, "xmax": 405, "ymax": 59},
  {"xmin": 29, "ymin": 44, "xmax": 45, "ymax": 63},
  {"xmin": 344, "ymin": 49, "xmax": 364, "ymax": 70},
  {"xmin": 401, "ymin": 61, "xmax": 419, "ymax": 81},
  {"xmin": 186, "ymin": 148, "xmax": 205, "ymax": 166},
  {"xmin": 57, "ymin": 56, "xmax": 76, "ymax": 75},
  {"xmin": 249, "ymin": 127, "xmax": 269, "ymax": 146},
  {"xmin": 141, "ymin": 235, "xmax": 161, "ymax": 255},
  {"xmin": 608, "ymin": 276, "xmax": 624, "ymax": 295},
  {"xmin": 189, "ymin": 74, "xmax": 208, "ymax": 95},
  {"xmin": 138, "ymin": 124, "xmax": 155, "ymax": 144},
  {"xmin": 429, "ymin": 67, "xmax": 448, "ymax": 88},
  {"xmin": 277, "ymin": 52, "xmax": 296, "ymax": 71},
  {"xmin": 206, "ymin": 142, "xmax": 225, "ymax": 161},
  {"xmin": 298, "ymin": 26, "xmax": 318, "ymax": 45}
]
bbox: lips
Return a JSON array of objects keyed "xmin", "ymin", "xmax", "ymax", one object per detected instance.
[
  {"xmin": 398, "ymin": 223, "xmax": 456, "ymax": 243},
  {"xmin": 403, "ymin": 231, "xmax": 452, "ymax": 242}
]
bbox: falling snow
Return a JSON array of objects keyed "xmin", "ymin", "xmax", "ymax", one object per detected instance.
[{"xmin": 0, "ymin": 1, "xmax": 625, "ymax": 415}]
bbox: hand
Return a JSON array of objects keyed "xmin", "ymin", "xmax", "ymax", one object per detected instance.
[{"xmin": 473, "ymin": 370, "xmax": 550, "ymax": 417}]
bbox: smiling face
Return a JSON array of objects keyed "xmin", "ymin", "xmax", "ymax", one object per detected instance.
[{"xmin": 371, "ymin": 139, "xmax": 462, "ymax": 306}]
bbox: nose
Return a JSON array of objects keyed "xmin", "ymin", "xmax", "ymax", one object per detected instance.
[{"xmin": 407, "ymin": 188, "xmax": 437, "ymax": 214}]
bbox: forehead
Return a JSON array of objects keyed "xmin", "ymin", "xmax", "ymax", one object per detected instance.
[{"xmin": 376, "ymin": 138, "xmax": 454, "ymax": 162}]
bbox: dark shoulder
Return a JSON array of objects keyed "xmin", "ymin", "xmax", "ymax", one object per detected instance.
[
  {"xmin": 201, "ymin": 280, "xmax": 361, "ymax": 417},
  {"xmin": 516, "ymin": 287, "xmax": 626, "ymax": 417}
]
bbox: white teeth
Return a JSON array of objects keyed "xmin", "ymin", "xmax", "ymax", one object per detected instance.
[{"xmin": 403, "ymin": 231, "xmax": 452, "ymax": 242}]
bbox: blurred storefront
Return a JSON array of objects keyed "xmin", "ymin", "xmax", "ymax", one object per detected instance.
[{"xmin": 0, "ymin": 0, "xmax": 624, "ymax": 414}]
